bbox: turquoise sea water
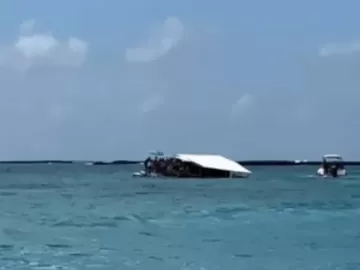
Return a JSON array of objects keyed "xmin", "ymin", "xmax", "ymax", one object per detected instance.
[{"xmin": 0, "ymin": 164, "xmax": 360, "ymax": 270}]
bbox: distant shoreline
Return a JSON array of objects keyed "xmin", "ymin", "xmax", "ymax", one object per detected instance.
[{"xmin": 1, "ymin": 160, "xmax": 360, "ymax": 166}]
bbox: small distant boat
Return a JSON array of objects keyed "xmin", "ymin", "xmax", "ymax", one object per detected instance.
[
  {"xmin": 316, "ymin": 154, "xmax": 347, "ymax": 177},
  {"xmin": 132, "ymin": 153, "xmax": 251, "ymax": 179}
]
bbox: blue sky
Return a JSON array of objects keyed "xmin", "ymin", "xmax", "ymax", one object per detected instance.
[{"xmin": 0, "ymin": 0, "xmax": 359, "ymax": 160}]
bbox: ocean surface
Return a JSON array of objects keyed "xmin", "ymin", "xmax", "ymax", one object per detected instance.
[{"xmin": 0, "ymin": 164, "xmax": 360, "ymax": 270}]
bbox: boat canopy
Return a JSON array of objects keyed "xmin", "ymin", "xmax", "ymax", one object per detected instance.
[
  {"xmin": 175, "ymin": 154, "xmax": 251, "ymax": 174},
  {"xmin": 323, "ymin": 154, "xmax": 343, "ymax": 162},
  {"xmin": 149, "ymin": 151, "xmax": 165, "ymax": 157}
]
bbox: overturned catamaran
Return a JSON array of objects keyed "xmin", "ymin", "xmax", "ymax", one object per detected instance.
[{"xmin": 133, "ymin": 153, "xmax": 252, "ymax": 178}]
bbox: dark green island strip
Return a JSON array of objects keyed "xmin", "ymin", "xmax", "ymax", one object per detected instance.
[
  {"xmin": 0, "ymin": 160, "xmax": 74, "ymax": 164},
  {"xmin": 0, "ymin": 160, "xmax": 360, "ymax": 165}
]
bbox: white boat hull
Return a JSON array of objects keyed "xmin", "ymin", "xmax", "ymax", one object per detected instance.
[
  {"xmin": 316, "ymin": 167, "xmax": 347, "ymax": 177},
  {"xmin": 132, "ymin": 171, "xmax": 159, "ymax": 178},
  {"xmin": 132, "ymin": 171, "xmax": 146, "ymax": 177}
]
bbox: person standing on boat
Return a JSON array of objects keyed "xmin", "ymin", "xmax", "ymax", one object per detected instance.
[
  {"xmin": 144, "ymin": 157, "xmax": 152, "ymax": 174},
  {"xmin": 322, "ymin": 157, "xmax": 329, "ymax": 175}
]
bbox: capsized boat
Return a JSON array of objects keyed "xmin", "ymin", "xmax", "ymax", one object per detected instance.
[
  {"xmin": 132, "ymin": 153, "xmax": 251, "ymax": 178},
  {"xmin": 316, "ymin": 154, "xmax": 347, "ymax": 177}
]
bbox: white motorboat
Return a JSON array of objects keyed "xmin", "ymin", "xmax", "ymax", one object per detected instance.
[{"xmin": 316, "ymin": 154, "xmax": 347, "ymax": 177}]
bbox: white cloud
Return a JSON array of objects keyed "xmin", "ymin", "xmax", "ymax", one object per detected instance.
[
  {"xmin": 138, "ymin": 93, "xmax": 164, "ymax": 113},
  {"xmin": 0, "ymin": 20, "xmax": 88, "ymax": 70},
  {"xmin": 125, "ymin": 16, "xmax": 184, "ymax": 63},
  {"xmin": 124, "ymin": 17, "xmax": 183, "ymax": 113},
  {"xmin": 19, "ymin": 19, "xmax": 36, "ymax": 35},
  {"xmin": 318, "ymin": 41, "xmax": 360, "ymax": 57},
  {"xmin": 231, "ymin": 94, "xmax": 254, "ymax": 117}
]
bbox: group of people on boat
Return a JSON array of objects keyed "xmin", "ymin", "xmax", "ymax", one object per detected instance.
[
  {"xmin": 320, "ymin": 156, "xmax": 344, "ymax": 177},
  {"xmin": 143, "ymin": 156, "xmax": 198, "ymax": 177}
]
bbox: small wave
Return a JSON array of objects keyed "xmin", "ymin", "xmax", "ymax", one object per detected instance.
[
  {"xmin": 233, "ymin": 253, "xmax": 253, "ymax": 258},
  {"xmin": 0, "ymin": 244, "xmax": 14, "ymax": 250},
  {"xmin": 45, "ymin": 244, "xmax": 72, "ymax": 249},
  {"xmin": 1, "ymin": 183, "xmax": 63, "ymax": 190},
  {"xmin": 60, "ymin": 193, "xmax": 73, "ymax": 199},
  {"xmin": 279, "ymin": 200, "xmax": 357, "ymax": 211},
  {"xmin": 202, "ymin": 238, "xmax": 222, "ymax": 243},
  {"xmin": 138, "ymin": 231, "xmax": 158, "ymax": 237},
  {"xmin": 112, "ymin": 215, "xmax": 132, "ymax": 221},
  {"xmin": 68, "ymin": 252, "xmax": 92, "ymax": 257},
  {"xmin": 134, "ymin": 191, "xmax": 164, "ymax": 196},
  {"xmin": 191, "ymin": 206, "xmax": 253, "ymax": 221},
  {"xmin": 148, "ymin": 255, "xmax": 164, "ymax": 261},
  {"xmin": 0, "ymin": 191, "xmax": 17, "ymax": 196},
  {"xmin": 127, "ymin": 214, "xmax": 151, "ymax": 224},
  {"xmin": 27, "ymin": 262, "xmax": 59, "ymax": 269},
  {"xmin": 1, "ymin": 256, "xmax": 30, "ymax": 265},
  {"xmin": 53, "ymin": 219, "xmax": 118, "ymax": 228},
  {"xmin": 215, "ymin": 206, "xmax": 251, "ymax": 214},
  {"xmin": 141, "ymin": 183, "xmax": 158, "ymax": 189},
  {"xmin": 301, "ymin": 174, "xmax": 317, "ymax": 178}
]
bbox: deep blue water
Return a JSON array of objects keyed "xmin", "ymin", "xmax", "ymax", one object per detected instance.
[{"xmin": 0, "ymin": 164, "xmax": 360, "ymax": 270}]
